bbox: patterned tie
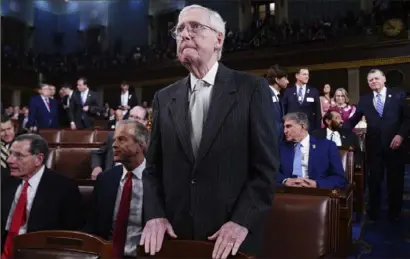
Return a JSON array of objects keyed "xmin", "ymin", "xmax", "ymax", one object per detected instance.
[
  {"xmin": 2, "ymin": 181, "xmax": 29, "ymax": 259},
  {"xmin": 112, "ymin": 172, "xmax": 133, "ymax": 258},
  {"xmin": 298, "ymin": 87, "xmax": 303, "ymax": 104},
  {"xmin": 1, "ymin": 143, "xmax": 10, "ymax": 168},
  {"xmin": 190, "ymin": 80, "xmax": 208, "ymax": 156},
  {"xmin": 375, "ymin": 93, "xmax": 384, "ymax": 117},
  {"xmin": 293, "ymin": 143, "xmax": 303, "ymax": 177}
]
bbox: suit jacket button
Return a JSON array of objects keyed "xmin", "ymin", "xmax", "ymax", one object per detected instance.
[{"xmin": 191, "ymin": 179, "xmax": 196, "ymax": 184}]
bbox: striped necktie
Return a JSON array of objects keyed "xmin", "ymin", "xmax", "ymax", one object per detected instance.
[
  {"xmin": 1, "ymin": 142, "xmax": 10, "ymax": 168},
  {"xmin": 375, "ymin": 93, "xmax": 384, "ymax": 117}
]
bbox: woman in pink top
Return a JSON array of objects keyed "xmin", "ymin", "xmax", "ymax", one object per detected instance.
[
  {"xmin": 329, "ymin": 88, "xmax": 356, "ymax": 121},
  {"xmin": 319, "ymin": 84, "xmax": 335, "ymax": 116}
]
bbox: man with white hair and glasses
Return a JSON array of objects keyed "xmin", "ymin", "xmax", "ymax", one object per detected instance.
[{"xmin": 140, "ymin": 4, "xmax": 278, "ymax": 259}]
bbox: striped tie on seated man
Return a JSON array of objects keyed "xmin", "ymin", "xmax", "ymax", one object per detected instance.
[{"xmin": 1, "ymin": 116, "xmax": 16, "ymax": 173}]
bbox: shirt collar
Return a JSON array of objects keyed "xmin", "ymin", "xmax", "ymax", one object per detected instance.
[
  {"xmin": 373, "ymin": 86, "xmax": 387, "ymax": 97},
  {"xmin": 121, "ymin": 90, "xmax": 129, "ymax": 95},
  {"xmin": 190, "ymin": 62, "xmax": 219, "ymax": 90},
  {"xmin": 296, "ymin": 83, "xmax": 306, "ymax": 89},
  {"xmin": 326, "ymin": 128, "xmax": 339, "ymax": 135},
  {"xmin": 82, "ymin": 89, "xmax": 89, "ymax": 96},
  {"xmin": 300, "ymin": 134, "xmax": 310, "ymax": 147},
  {"xmin": 269, "ymin": 85, "xmax": 280, "ymax": 96},
  {"xmin": 27, "ymin": 165, "xmax": 45, "ymax": 188},
  {"xmin": 122, "ymin": 159, "xmax": 146, "ymax": 180}
]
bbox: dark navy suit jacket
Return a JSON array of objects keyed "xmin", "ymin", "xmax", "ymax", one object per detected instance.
[
  {"xmin": 27, "ymin": 95, "xmax": 59, "ymax": 128},
  {"xmin": 276, "ymin": 136, "xmax": 348, "ymax": 189},
  {"xmin": 282, "ymin": 85, "xmax": 321, "ymax": 131},
  {"xmin": 346, "ymin": 88, "xmax": 410, "ymax": 154},
  {"xmin": 269, "ymin": 87, "xmax": 284, "ymax": 143}
]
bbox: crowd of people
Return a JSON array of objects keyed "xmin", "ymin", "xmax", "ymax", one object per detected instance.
[{"xmin": 1, "ymin": 3, "xmax": 409, "ymax": 259}]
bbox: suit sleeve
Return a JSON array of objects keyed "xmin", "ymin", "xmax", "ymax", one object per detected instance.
[
  {"xmin": 88, "ymin": 93, "xmax": 105, "ymax": 115},
  {"xmin": 143, "ymin": 92, "xmax": 167, "ymax": 221},
  {"xmin": 316, "ymin": 141, "xmax": 348, "ymax": 189},
  {"xmin": 27, "ymin": 98, "xmax": 37, "ymax": 128},
  {"xmin": 282, "ymin": 89, "xmax": 289, "ymax": 115},
  {"xmin": 91, "ymin": 135, "xmax": 111, "ymax": 170},
  {"xmin": 346, "ymin": 97, "xmax": 364, "ymax": 130},
  {"xmin": 83, "ymin": 175, "xmax": 102, "ymax": 235},
  {"xmin": 230, "ymin": 77, "xmax": 279, "ymax": 230},
  {"xmin": 69, "ymin": 96, "xmax": 76, "ymax": 124},
  {"xmin": 60, "ymin": 179, "xmax": 84, "ymax": 230},
  {"xmin": 397, "ymin": 90, "xmax": 410, "ymax": 138}
]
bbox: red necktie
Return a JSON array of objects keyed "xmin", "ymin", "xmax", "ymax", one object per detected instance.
[
  {"xmin": 46, "ymin": 98, "xmax": 51, "ymax": 109},
  {"xmin": 112, "ymin": 172, "xmax": 133, "ymax": 258},
  {"xmin": 2, "ymin": 181, "xmax": 29, "ymax": 259}
]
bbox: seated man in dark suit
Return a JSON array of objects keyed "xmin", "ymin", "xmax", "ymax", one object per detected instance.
[
  {"xmin": 1, "ymin": 134, "xmax": 83, "ymax": 258},
  {"xmin": 84, "ymin": 120, "xmax": 150, "ymax": 258},
  {"xmin": 91, "ymin": 106, "xmax": 148, "ymax": 179},
  {"xmin": 277, "ymin": 112, "xmax": 348, "ymax": 189}
]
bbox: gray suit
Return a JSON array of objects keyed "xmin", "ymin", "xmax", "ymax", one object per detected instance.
[
  {"xmin": 91, "ymin": 132, "xmax": 114, "ymax": 171},
  {"xmin": 143, "ymin": 64, "xmax": 279, "ymax": 256}
]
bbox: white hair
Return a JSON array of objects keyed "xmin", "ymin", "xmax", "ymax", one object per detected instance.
[{"xmin": 178, "ymin": 4, "xmax": 226, "ymax": 60}]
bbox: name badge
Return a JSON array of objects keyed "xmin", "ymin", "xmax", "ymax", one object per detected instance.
[
  {"xmin": 272, "ymin": 97, "xmax": 278, "ymax": 103},
  {"xmin": 306, "ymin": 97, "xmax": 314, "ymax": 102}
]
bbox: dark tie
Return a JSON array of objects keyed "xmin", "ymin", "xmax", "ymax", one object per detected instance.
[
  {"xmin": 112, "ymin": 172, "xmax": 133, "ymax": 258},
  {"xmin": 330, "ymin": 132, "xmax": 335, "ymax": 141},
  {"xmin": 2, "ymin": 181, "xmax": 29, "ymax": 259},
  {"xmin": 46, "ymin": 98, "xmax": 51, "ymax": 109},
  {"xmin": 277, "ymin": 94, "xmax": 283, "ymax": 116}
]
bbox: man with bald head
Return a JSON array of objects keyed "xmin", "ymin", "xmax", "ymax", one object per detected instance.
[
  {"xmin": 91, "ymin": 106, "xmax": 148, "ymax": 179},
  {"xmin": 347, "ymin": 69, "xmax": 410, "ymax": 222}
]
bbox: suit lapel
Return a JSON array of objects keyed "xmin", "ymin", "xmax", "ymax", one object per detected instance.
[
  {"xmin": 105, "ymin": 166, "xmax": 122, "ymax": 226},
  {"xmin": 168, "ymin": 77, "xmax": 195, "ymax": 164},
  {"xmin": 308, "ymin": 137, "xmax": 317, "ymax": 178},
  {"xmin": 28, "ymin": 169, "xmax": 50, "ymax": 231},
  {"xmin": 1, "ymin": 177, "xmax": 21, "ymax": 232},
  {"xmin": 196, "ymin": 65, "xmax": 237, "ymax": 163},
  {"xmin": 382, "ymin": 88, "xmax": 393, "ymax": 117}
]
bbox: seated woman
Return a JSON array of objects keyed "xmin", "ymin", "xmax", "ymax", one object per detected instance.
[
  {"xmin": 328, "ymin": 88, "xmax": 356, "ymax": 121},
  {"xmin": 276, "ymin": 112, "xmax": 348, "ymax": 189}
]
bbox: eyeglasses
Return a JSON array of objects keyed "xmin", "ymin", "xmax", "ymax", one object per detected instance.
[
  {"xmin": 171, "ymin": 21, "xmax": 218, "ymax": 39},
  {"xmin": 8, "ymin": 151, "xmax": 34, "ymax": 161}
]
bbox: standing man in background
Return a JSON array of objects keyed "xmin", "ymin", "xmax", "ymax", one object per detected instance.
[
  {"xmin": 140, "ymin": 4, "xmax": 278, "ymax": 259},
  {"xmin": 282, "ymin": 68, "xmax": 321, "ymax": 131},
  {"xmin": 70, "ymin": 77, "xmax": 103, "ymax": 129},
  {"xmin": 27, "ymin": 84, "xmax": 59, "ymax": 130},
  {"xmin": 266, "ymin": 64, "xmax": 289, "ymax": 143},
  {"xmin": 347, "ymin": 69, "xmax": 410, "ymax": 221}
]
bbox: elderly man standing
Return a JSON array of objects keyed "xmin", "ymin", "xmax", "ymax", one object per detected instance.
[{"xmin": 140, "ymin": 4, "xmax": 278, "ymax": 259}]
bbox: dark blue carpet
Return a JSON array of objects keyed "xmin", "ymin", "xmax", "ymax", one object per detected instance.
[{"xmin": 353, "ymin": 165, "xmax": 410, "ymax": 258}]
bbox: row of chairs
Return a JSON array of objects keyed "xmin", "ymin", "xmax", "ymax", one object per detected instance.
[{"xmin": 37, "ymin": 129, "xmax": 364, "ymax": 258}]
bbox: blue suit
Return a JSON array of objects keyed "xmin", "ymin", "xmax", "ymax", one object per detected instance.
[
  {"xmin": 270, "ymin": 87, "xmax": 284, "ymax": 143},
  {"xmin": 276, "ymin": 136, "xmax": 348, "ymax": 189},
  {"xmin": 27, "ymin": 95, "xmax": 59, "ymax": 129}
]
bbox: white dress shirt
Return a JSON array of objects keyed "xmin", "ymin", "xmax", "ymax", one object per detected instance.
[
  {"xmin": 300, "ymin": 134, "xmax": 310, "ymax": 178},
  {"xmin": 121, "ymin": 91, "xmax": 129, "ymax": 115},
  {"xmin": 6, "ymin": 165, "xmax": 45, "ymax": 235},
  {"xmin": 296, "ymin": 84, "xmax": 307, "ymax": 102},
  {"xmin": 81, "ymin": 89, "xmax": 89, "ymax": 105},
  {"xmin": 112, "ymin": 160, "xmax": 145, "ymax": 257},
  {"xmin": 269, "ymin": 86, "xmax": 280, "ymax": 102},
  {"xmin": 189, "ymin": 62, "xmax": 219, "ymax": 108},
  {"xmin": 372, "ymin": 86, "xmax": 387, "ymax": 108},
  {"xmin": 41, "ymin": 96, "xmax": 50, "ymax": 112},
  {"xmin": 326, "ymin": 128, "xmax": 342, "ymax": 147}
]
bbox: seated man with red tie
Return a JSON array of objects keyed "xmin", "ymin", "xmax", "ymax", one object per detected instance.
[
  {"xmin": 1, "ymin": 134, "xmax": 83, "ymax": 258},
  {"xmin": 84, "ymin": 120, "xmax": 150, "ymax": 258},
  {"xmin": 276, "ymin": 112, "xmax": 348, "ymax": 189}
]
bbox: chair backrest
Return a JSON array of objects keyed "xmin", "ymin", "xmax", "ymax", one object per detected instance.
[
  {"xmin": 137, "ymin": 240, "xmax": 254, "ymax": 258},
  {"xmin": 262, "ymin": 193, "xmax": 333, "ymax": 259},
  {"xmin": 338, "ymin": 146, "xmax": 355, "ymax": 183},
  {"xmin": 53, "ymin": 147, "xmax": 98, "ymax": 179},
  {"xmin": 38, "ymin": 129, "xmax": 61, "ymax": 145},
  {"xmin": 13, "ymin": 231, "xmax": 112, "ymax": 259},
  {"xmin": 60, "ymin": 130, "xmax": 94, "ymax": 144}
]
